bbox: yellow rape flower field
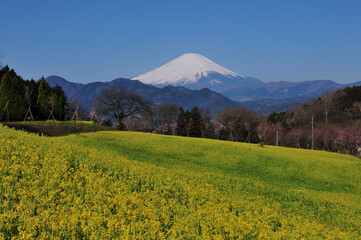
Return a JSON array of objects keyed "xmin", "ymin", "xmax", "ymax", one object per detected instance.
[{"xmin": 1, "ymin": 124, "xmax": 361, "ymax": 239}]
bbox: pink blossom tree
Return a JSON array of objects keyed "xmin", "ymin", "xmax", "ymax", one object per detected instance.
[
  {"xmin": 212, "ymin": 121, "xmax": 223, "ymax": 140},
  {"xmin": 228, "ymin": 120, "xmax": 235, "ymax": 141}
]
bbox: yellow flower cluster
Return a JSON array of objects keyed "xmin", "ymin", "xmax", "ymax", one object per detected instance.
[{"xmin": 0, "ymin": 124, "xmax": 360, "ymax": 239}]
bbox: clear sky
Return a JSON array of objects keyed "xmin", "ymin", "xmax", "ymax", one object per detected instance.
[{"xmin": 1, "ymin": 0, "xmax": 361, "ymax": 84}]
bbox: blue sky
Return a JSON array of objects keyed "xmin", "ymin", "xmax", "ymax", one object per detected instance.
[{"xmin": 1, "ymin": 0, "xmax": 361, "ymax": 84}]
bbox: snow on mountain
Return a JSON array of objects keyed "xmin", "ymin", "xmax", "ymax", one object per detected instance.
[
  {"xmin": 132, "ymin": 53, "xmax": 243, "ymax": 85},
  {"xmin": 131, "ymin": 53, "xmax": 262, "ymax": 92}
]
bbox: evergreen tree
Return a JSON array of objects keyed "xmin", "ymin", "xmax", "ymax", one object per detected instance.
[
  {"xmin": 52, "ymin": 85, "xmax": 67, "ymax": 120},
  {"xmin": 176, "ymin": 107, "xmax": 187, "ymax": 136},
  {"xmin": 0, "ymin": 65, "xmax": 17, "ymax": 81},
  {"xmin": 0, "ymin": 66, "xmax": 67, "ymax": 121},
  {"xmin": 24, "ymin": 79, "xmax": 40, "ymax": 120},
  {"xmin": 189, "ymin": 107, "xmax": 202, "ymax": 137},
  {"xmin": 0, "ymin": 73, "xmax": 26, "ymax": 121},
  {"xmin": 0, "ymin": 66, "xmax": 10, "ymax": 80},
  {"xmin": 37, "ymin": 77, "xmax": 52, "ymax": 119}
]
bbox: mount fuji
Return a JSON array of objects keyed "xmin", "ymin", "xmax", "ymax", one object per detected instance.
[{"xmin": 131, "ymin": 53, "xmax": 263, "ymax": 92}]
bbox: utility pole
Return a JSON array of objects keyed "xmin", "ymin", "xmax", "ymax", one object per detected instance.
[
  {"xmin": 311, "ymin": 116, "xmax": 314, "ymax": 150},
  {"xmin": 325, "ymin": 109, "xmax": 328, "ymax": 125},
  {"xmin": 276, "ymin": 130, "xmax": 279, "ymax": 146}
]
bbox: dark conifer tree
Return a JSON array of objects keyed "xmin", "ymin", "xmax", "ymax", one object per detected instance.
[
  {"xmin": 176, "ymin": 107, "xmax": 187, "ymax": 136},
  {"xmin": 189, "ymin": 107, "xmax": 202, "ymax": 137},
  {"xmin": 0, "ymin": 66, "xmax": 67, "ymax": 121},
  {"xmin": 37, "ymin": 77, "xmax": 53, "ymax": 119},
  {"xmin": 0, "ymin": 65, "xmax": 17, "ymax": 81},
  {"xmin": 52, "ymin": 85, "xmax": 67, "ymax": 120},
  {"xmin": 24, "ymin": 79, "xmax": 40, "ymax": 120},
  {"xmin": 0, "ymin": 73, "xmax": 26, "ymax": 121}
]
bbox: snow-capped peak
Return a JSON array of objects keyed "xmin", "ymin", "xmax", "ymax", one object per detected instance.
[{"xmin": 131, "ymin": 53, "xmax": 245, "ymax": 85}]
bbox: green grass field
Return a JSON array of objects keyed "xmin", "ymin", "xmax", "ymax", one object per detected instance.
[{"xmin": 1, "ymin": 125, "xmax": 360, "ymax": 238}]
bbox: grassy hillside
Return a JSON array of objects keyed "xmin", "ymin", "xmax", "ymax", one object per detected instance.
[{"xmin": 1, "ymin": 125, "xmax": 360, "ymax": 239}]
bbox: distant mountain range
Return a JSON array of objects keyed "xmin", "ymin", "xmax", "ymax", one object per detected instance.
[
  {"xmin": 223, "ymin": 80, "xmax": 341, "ymax": 101},
  {"xmin": 131, "ymin": 53, "xmax": 361, "ymax": 112},
  {"xmin": 228, "ymin": 80, "xmax": 361, "ymax": 113},
  {"xmin": 46, "ymin": 76, "xmax": 241, "ymax": 114},
  {"xmin": 240, "ymin": 98, "xmax": 309, "ymax": 114},
  {"xmin": 47, "ymin": 53, "xmax": 361, "ymax": 114}
]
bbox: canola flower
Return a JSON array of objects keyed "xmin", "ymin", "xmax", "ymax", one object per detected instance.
[{"xmin": 0, "ymin": 124, "xmax": 360, "ymax": 239}]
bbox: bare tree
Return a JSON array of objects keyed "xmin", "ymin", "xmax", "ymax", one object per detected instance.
[
  {"xmin": 157, "ymin": 104, "xmax": 178, "ymax": 127},
  {"xmin": 152, "ymin": 104, "xmax": 179, "ymax": 133},
  {"xmin": 93, "ymin": 87, "xmax": 152, "ymax": 130},
  {"xmin": 215, "ymin": 107, "xmax": 259, "ymax": 142},
  {"xmin": 66, "ymin": 97, "xmax": 86, "ymax": 121},
  {"xmin": 184, "ymin": 118, "xmax": 193, "ymax": 137}
]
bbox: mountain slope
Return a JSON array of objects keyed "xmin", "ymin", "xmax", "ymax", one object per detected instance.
[
  {"xmin": 130, "ymin": 53, "xmax": 361, "ymax": 109},
  {"xmin": 141, "ymin": 85, "xmax": 241, "ymax": 113},
  {"xmin": 223, "ymin": 80, "xmax": 343, "ymax": 101},
  {"xmin": 46, "ymin": 75, "xmax": 84, "ymax": 98},
  {"xmin": 241, "ymin": 98, "xmax": 308, "ymax": 114},
  {"xmin": 131, "ymin": 53, "xmax": 263, "ymax": 92},
  {"xmin": 46, "ymin": 75, "xmax": 361, "ymax": 114},
  {"xmin": 229, "ymin": 80, "xmax": 361, "ymax": 113},
  {"xmin": 46, "ymin": 77, "xmax": 241, "ymax": 114}
]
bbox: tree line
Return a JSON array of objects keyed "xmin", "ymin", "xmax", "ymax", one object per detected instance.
[
  {"xmin": 264, "ymin": 86, "xmax": 361, "ymax": 156},
  {"xmin": 0, "ymin": 66, "xmax": 67, "ymax": 121},
  {"xmin": 92, "ymin": 85, "xmax": 361, "ymax": 157}
]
